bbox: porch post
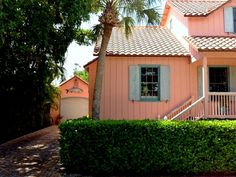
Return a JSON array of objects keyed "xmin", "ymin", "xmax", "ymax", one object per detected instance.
[{"xmin": 203, "ymin": 56, "xmax": 208, "ymax": 118}]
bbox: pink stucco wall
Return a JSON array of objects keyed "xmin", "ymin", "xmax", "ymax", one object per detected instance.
[
  {"xmin": 87, "ymin": 56, "xmax": 198, "ymax": 119},
  {"xmin": 162, "ymin": 0, "xmax": 236, "ymax": 37},
  {"xmin": 166, "ymin": 7, "xmax": 189, "ymax": 32},
  {"xmin": 99, "ymin": 56, "xmax": 198, "ymax": 119},
  {"xmin": 188, "ymin": 0, "xmax": 236, "ymax": 36},
  {"xmin": 60, "ymin": 76, "xmax": 88, "ymax": 99},
  {"xmin": 87, "ymin": 55, "xmax": 236, "ymax": 119},
  {"xmin": 86, "ymin": 60, "xmax": 97, "ymax": 117}
]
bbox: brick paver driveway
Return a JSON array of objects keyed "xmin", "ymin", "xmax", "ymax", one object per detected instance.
[{"xmin": 0, "ymin": 125, "xmax": 63, "ymax": 177}]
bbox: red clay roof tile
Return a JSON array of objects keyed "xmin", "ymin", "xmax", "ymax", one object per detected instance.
[
  {"xmin": 185, "ymin": 36, "xmax": 236, "ymax": 51},
  {"xmin": 169, "ymin": 0, "xmax": 229, "ymax": 16},
  {"xmin": 94, "ymin": 27, "xmax": 189, "ymax": 57}
]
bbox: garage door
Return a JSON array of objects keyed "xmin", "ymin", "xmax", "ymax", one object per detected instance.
[{"xmin": 60, "ymin": 97, "xmax": 88, "ymax": 120}]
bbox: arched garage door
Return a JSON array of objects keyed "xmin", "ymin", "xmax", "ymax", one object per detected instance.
[{"xmin": 60, "ymin": 97, "xmax": 88, "ymax": 120}]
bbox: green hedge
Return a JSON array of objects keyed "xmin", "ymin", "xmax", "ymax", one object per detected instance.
[{"xmin": 59, "ymin": 119, "xmax": 236, "ymax": 176}]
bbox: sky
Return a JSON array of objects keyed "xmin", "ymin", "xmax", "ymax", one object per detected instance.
[
  {"xmin": 63, "ymin": 0, "xmax": 166, "ymax": 80},
  {"xmin": 63, "ymin": 15, "xmax": 98, "ymax": 80}
]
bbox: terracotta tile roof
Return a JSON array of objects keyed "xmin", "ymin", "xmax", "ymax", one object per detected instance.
[
  {"xmin": 186, "ymin": 36, "xmax": 236, "ymax": 51},
  {"xmin": 169, "ymin": 0, "xmax": 229, "ymax": 16},
  {"xmin": 94, "ymin": 27, "xmax": 189, "ymax": 56}
]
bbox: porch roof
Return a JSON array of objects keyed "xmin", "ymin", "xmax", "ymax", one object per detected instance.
[
  {"xmin": 94, "ymin": 27, "xmax": 190, "ymax": 57},
  {"xmin": 185, "ymin": 36, "xmax": 236, "ymax": 52},
  {"xmin": 169, "ymin": 0, "xmax": 229, "ymax": 17}
]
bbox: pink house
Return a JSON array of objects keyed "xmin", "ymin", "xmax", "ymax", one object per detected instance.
[
  {"xmin": 51, "ymin": 75, "xmax": 89, "ymax": 122},
  {"xmin": 85, "ymin": 0, "xmax": 236, "ymax": 120}
]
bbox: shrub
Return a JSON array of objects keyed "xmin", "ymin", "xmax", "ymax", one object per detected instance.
[{"xmin": 59, "ymin": 119, "xmax": 236, "ymax": 176}]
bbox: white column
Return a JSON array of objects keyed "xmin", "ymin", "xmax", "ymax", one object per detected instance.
[{"xmin": 203, "ymin": 56, "xmax": 208, "ymax": 118}]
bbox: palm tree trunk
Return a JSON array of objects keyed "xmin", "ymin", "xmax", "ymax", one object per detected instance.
[{"xmin": 92, "ymin": 24, "xmax": 113, "ymax": 119}]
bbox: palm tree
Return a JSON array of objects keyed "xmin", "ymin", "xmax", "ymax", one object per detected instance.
[{"xmin": 92, "ymin": 0, "xmax": 161, "ymax": 119}]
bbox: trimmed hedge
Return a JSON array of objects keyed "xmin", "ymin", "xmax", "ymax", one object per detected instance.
[{"xmin": 59, "ymin": 119, "xmax": 236, "ymax": 176}]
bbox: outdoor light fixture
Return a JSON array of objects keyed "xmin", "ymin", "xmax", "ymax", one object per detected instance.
[{"xmin": 66, "ymin": 78, "xmax": 83, "ymax": 93}]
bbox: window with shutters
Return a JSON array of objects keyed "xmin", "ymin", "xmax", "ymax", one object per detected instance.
[
  {"xmin": 224, "ymin": 7, "xmax": 236, "ymax": 33},
  {"xmin": 233, "ymin": 8, "xmax": 236, "ymax": 33},
  {"xmin": 129, "ymin": 65, "xmax": 170, "ymax": 102},
  {"xmin": 140, "ymin": 66, "xmax": 160, "ymax": 101}
]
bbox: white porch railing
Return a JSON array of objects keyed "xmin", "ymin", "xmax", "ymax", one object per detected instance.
[
  {"xmin": 171, "ymin": 96, "xmax": 205, "ymax": 120},
  {"xmin": 165, "ymin": 97, "xmax": 193, "ymax": 119},
  {"xmin": 170, "ymin": 92, "xmax": 236, "ymax": 120},
  {"xmin": 208, "ymin": 92, "xmax": 236, "ymax": 118}
]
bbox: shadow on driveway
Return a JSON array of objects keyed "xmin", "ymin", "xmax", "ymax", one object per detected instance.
[{"xmin": 0, "ymin": 125, "xmax": 64, "ymax": 177}]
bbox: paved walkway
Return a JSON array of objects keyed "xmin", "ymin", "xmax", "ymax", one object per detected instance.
[{"xmin": 0, "ymin": 125, "xmax": 64, "ymax": 177}]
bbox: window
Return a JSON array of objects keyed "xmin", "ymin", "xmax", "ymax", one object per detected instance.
[
  {"xmin": 224, "ymin": 7, "xmax": 236, "ymax": 33},
  {"xmin": 140, "ymin": 66, "xmax": 160, "ymax": 100},
  {"xmin": 209, "ymin": 67, "xmax": 229, "ymax": 92},
  {"xmin": 233, "ymin": 8, "xmax": 236, "ymax": 33},
  {"xmin": 129, "ymin": 65, "xmax": 170, "ymax": 102}
]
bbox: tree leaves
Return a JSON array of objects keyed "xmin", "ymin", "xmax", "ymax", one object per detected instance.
[
  {"xmin": 0, "ymin": 0, "xmax": 94, "ymax": 143},
  {"xmin": 74, "ymin": 70, "xmax": 89, "ymax": 82}
]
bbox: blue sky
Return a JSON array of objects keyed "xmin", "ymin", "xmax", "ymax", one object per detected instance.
[{"xmin": 63, "ymin": 0, "xmax": 166, "ymax": 80}]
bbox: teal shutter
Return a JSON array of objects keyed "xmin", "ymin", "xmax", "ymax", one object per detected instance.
[
  {"xmin": 224, "ymin": 7, "xmax": 234, "ymax": 32},
  {"xmin": 160, "ymin": 65, "xmax": 170, "ymax": 101},
  {"xmin": 230, "ymin": 67, "xmax": 236, "ymax": 92},
  {"xmin": 198, "ymin": 66, "xmax": 203, "ymax": 98},
  {"xmin": 129, "ymin": 65, "xmax": 140, "ymax": 101}
]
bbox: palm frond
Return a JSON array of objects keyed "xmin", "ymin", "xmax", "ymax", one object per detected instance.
[
  {"xmin": 119, "ymin": 16, "xmax": 135, "ymax": 38},
  {"xmin": 118, "ymin": 0, "xmax": 160, "ymax": 25},
  {"xmin": 121, "ymin": 0, "xmax": 145, "ymax": 17},
  {"xmin": 92, "ymin": 23, "xmax": 103, "ymax": 38},
  {"xmin": 95, "ymin": 0, "xmax": 161, "ymax": 39},
  {"xmin": 146, "ymin": 0, "xmax": 159, "ymax": 6},
  {"xmin": 143, "ymin": 8, "xmax": 160, "ymax": 25},
  {"xmin": 100, "ymin": 0, "xmax": 109, "ymax": 8}
]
